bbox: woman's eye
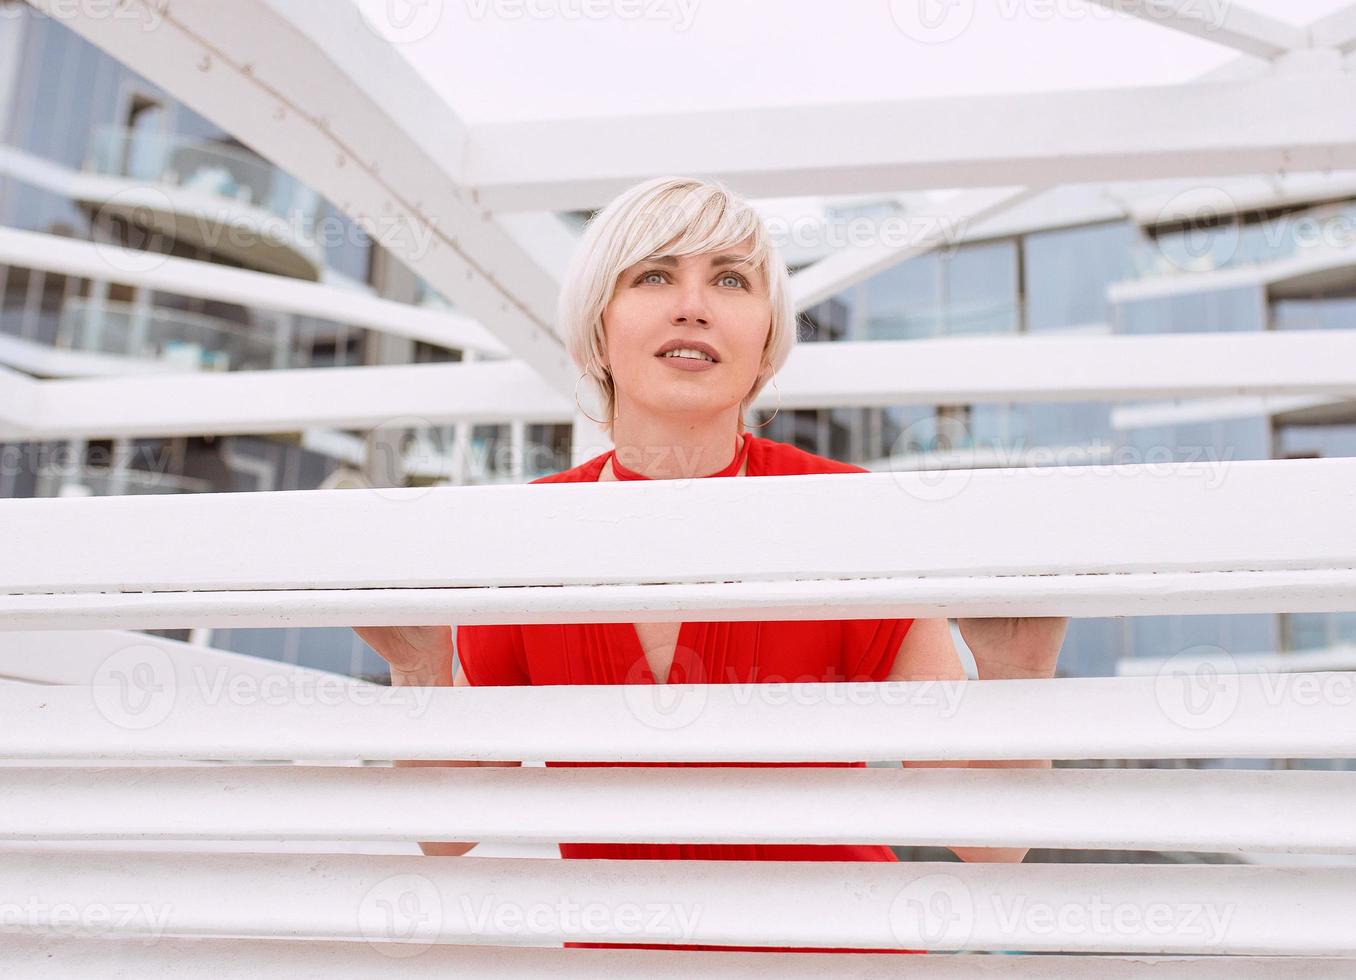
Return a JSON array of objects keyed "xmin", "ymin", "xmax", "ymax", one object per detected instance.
[
  {"xmin": 718, "ymin": 272, "xmax": 747, "ymax": 288},
  {"xmin": 638, "ymin": 270, "xmax": 665, "ymax": 284}
]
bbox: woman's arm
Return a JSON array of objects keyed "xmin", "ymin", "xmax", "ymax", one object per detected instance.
[
  {"xmin": 387, "ymin": 653, "xmax": 522, "ymax": 858},
  {"xmin": 887, "ymin": 617, "xmax": 1049, "ymax": 864},
  {"xmin": 955, "ymin": 617, "xmax": 1069, "ymax": 681}
]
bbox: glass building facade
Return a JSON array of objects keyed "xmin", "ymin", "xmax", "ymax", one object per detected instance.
[{"xmin": 3, "ymin": 5, "xmax": 1355, "ymax": 698}]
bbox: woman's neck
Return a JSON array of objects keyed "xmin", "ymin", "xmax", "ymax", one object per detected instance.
[{"xmin": 606, "ymin": 414, "xmax": 744, "ymax": 481}]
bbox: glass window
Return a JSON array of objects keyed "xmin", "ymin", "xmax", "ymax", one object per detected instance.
[
  {"xmin": 1114, "ymin": 285, "xmax": 1267, "ymax": 335},
  {"xmin": 1272, "ymin": 294, "xmax": 1356, "ymax": 332},
  {"xmin": 1024, "ymin": 220, "xmax": 1136, "ymax": 332},
  {"xmin": 941, "ymin": 239, "xmax": 1018, "ymax": 335},
  {"xmin": 861, "ymin": 252, "xmax": 941, "ymax": 340}
]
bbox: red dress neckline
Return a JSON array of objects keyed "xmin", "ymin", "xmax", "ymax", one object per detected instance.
[{"xmin": 606, "ymin": 431, "xmax": 751, "ymax": 481}]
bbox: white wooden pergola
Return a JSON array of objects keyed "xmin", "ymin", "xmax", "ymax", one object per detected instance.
[{"xmin": 4, "ymin": 0, "xmax": 1356, "ymax": 970}]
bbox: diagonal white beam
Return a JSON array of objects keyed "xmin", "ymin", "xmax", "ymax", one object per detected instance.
[
  {"xmin": 25, "ymin": 0, "xmax": 574, "ymax": 393},
  {"xmin": 784, "ymin": 48, "xmax": 1284, "ymax": 309},
  {"xmin": 5, "ymin": 765, "xmax": 1353, "ymax": 854},
  {"xmin": 1310, "ymin": 3, "xmax": 1356, "ymax": 54},
  {"xmin": 463, "ymin": 74, "xmax": 1356, "ymax": 211},
  {"xmin": 1083, "ymin": 0, "xmax": 1307, "ymax": 60},
  {"xmin": 790, "ymin": 187, "xmax": 1040, "ymax": 310},
  {"xmin": 0, "ymin": 227, "xmax": 507, "ymax": 356}
]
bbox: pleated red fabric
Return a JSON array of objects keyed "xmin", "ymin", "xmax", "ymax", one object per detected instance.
[{"xmin": 456, "ymin": 431, "xmax": 922, "ymax": 954}]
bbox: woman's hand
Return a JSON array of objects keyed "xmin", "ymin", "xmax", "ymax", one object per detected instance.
[
  {"xmin": 352, "ymin": 625, "xmax": 454, "ymax": 675},
  {"xmin": 956, "ymin": 616, "xmax": 1068, "ymax": 681}
]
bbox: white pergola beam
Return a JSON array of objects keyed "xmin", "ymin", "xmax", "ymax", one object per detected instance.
[
  {"xmin": 26, "ymin": 0, "xmax": 574, "ymax": 394},
  {"xmin": 0, "ymin": 365, "xmax": 38, "ymax": 434},
  {"xmin": 0, "ymin": 227, "xmax": 508, "ymax": 357},
  {"xmin": 5, "ymin": 671, "xmax": 1356, "ymax": 762},
  {"xmin": 3, "ymin": 359, "xmax": 566, "ymax": 440},
  {"xmin": 463, "ymin": 74, "xmax": 1356, "ymax": 211},
  {"xmin": 6, "ymin": 331, "xmax": 1354, "ymax": 440},
  {"xmin": 6, "ymin": 937, "xmax": 1339, "ymax": 979},
  {"xmin": 3, "ymin": 848, "xmax": 1354, "ymax": 953},
  {"xmin": 5, "ymin": 765, "xmax": 1353, "ymax": 854},
  {"xmin": 769, "ymin": 330, "xmax": 1356, "ymax": 409},
  {"xmin": 1083, "ymin": 0, "xmax": 1307, "ymax": 60},
  {"xmin": 0, "ymin": 458, "xmax": 1352, "ymax": 617},
  {"xmin": 1310, "ymin": 4, "xmax": 1356, "ymax": 54}
]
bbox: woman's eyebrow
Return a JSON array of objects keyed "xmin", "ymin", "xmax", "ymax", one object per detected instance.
[{"xmin": 638, "ymin": 253, "xmax": 752, "ymax": 268}]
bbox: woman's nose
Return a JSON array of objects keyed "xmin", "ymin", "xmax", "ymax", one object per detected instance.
[{"xmin": 671, "ymin": 283, "xmax": 710, "ymax": 325}]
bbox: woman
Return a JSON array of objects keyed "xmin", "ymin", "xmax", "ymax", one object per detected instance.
[{"xmin": 356, "ymin": 176, "xmax": 1060, "ymax": 954}]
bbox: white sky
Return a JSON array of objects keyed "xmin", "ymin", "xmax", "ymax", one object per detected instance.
[{"xmin": 357, "ymin": 0, "xmax": 1355, "ymax": 123}]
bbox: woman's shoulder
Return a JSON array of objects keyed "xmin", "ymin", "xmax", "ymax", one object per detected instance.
[
  {"xmin": 528, "ymin": 450, "xmax": 610, "ymax": 484},
  {"xmin": 746, "ymin": 434, "xmax": 870, "ymax": 477}
]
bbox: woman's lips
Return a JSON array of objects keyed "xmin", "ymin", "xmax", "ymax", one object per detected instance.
[{"xmin": 655, "ymin": 354, "xmax": 718, "ymax": 372}]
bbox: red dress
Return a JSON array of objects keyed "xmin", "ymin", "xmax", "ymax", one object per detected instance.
[{"xmin": 456, "ymin": 431, "xmax": 922, "ymax": 954}]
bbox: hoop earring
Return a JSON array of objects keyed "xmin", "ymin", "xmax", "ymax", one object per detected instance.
[
  {"xmin": 574, "ymin": 371, "xmax": 613, "ymax": 426},
  {"xmin": 745, "ymin": 375, "xmax": 781, "ymax": 428}
]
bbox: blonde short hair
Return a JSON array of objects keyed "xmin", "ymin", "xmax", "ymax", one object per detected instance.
[{"xmin": 559, "ymin": 175, "xmax": 798, "ymax": 436}]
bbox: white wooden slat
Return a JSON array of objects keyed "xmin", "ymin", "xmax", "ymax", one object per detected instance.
[
  {"xmin": 4, "ymin": 674, "xmax": 1355, "ymax": 762},
  {"xmin": 6, "ymin": 936, "xmax": 1346, "ymax": 979},
  {"xmin": 1, "ymin": 459, "xmax": 1351, "ymax": 613},
  {"xmin": 8, "ymin": 938, "xmax": 1353, "ymax": 979},
  {"xmin": 2, "ymin": 849, "xmax": 1353, "ymax": 953},
  {"xmin": 2, "ymin": 569, "xmax": 1354, "ymax": 630},
  {"xmin": 3, "ymin": 766, "xmax": 1353, "ymax": 855}
]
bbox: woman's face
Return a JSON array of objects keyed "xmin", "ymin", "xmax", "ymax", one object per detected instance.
[{"xmin": 601, "ymin": 239, "xmax": 771, "ymax": 427}]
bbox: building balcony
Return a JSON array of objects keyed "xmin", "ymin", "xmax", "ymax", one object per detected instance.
[
  {"xmin": 79, "ymin": 125, "xmax": 324, "ymax": 281},
  {"xmin": 54, "ymin": 298, "xmax": 294, "ymax": 373},
  {"xmin": 1114, "ymin": 199, "xmax": 1356, "ymax": 302}
]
